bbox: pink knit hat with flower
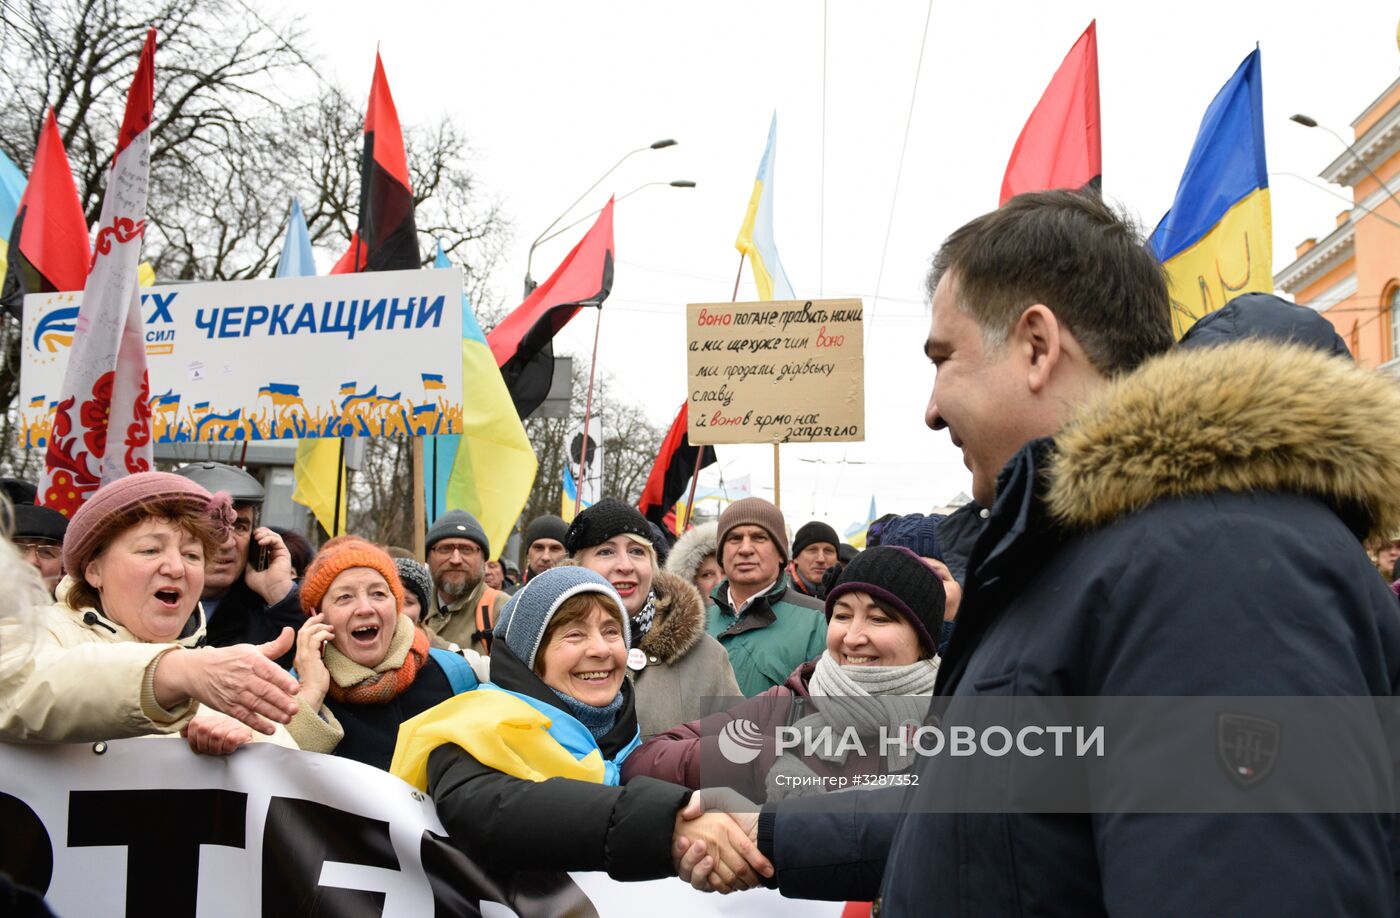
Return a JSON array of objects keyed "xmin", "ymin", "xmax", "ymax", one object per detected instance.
[{"xmin": 62, "ymin": 471, "xmax": 236, "ymax": 577}]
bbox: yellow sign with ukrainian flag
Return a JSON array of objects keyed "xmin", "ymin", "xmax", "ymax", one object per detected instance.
[{"xmin": 1149, "ymin": 48, "xmax": 1270, "ymax": 339}]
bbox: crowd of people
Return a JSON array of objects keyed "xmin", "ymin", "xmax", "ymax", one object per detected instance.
[{"xmin": 3, "ymin": 189, "xmax": 1400, "ymax": 914}]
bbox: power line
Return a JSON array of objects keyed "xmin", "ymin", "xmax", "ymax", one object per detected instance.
[{"xmin": 869, "ymin": 0, "xmax": 934, "ymax": 334}]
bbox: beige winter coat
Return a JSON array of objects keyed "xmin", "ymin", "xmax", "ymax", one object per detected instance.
[
  {"xmin": 631, "ymin": 570, "xmax": 742, "ymax": 740},
  {"xmin": 0, "ymin": 583, "xmax": 295, "ymax": 747}
]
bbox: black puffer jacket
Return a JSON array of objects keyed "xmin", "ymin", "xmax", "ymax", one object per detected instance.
[
  {"xmin": 761, "ymin": 342, "xmax": 1400, "ymax": 915},
  {"xmin": 427, "ymin": 643, "xmax": 692, "ymax": 880},
  {"xmin": 201, "ymin": 577, "xmax": 304, "ymax": 668}
]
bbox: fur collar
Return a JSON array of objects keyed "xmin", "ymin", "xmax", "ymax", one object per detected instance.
[
  {"xmin": 665, "ymin": 521, "xmax": 718, "ymax": 585},
  {"xmin": 1047, "ymin": 340, "xmax": 1400, "ymax": 541},
  {"xmin": 638, "ymin": 570, "xmax": 707, "ymax": 664}
]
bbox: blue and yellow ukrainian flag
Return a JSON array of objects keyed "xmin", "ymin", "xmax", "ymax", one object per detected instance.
[
  {"xmin": 735, "ymin": 112, "xmax": 795, "ymax": 302},
  {"xmin": 845, "ymin": 496, "xmax": 877, "ymax": 550},
  {"xmin": 1149, "ymin": 48, "xmax": 1270, "ymax": 338},
  {"xmin": 421, "ymin": 372, "xmax": 445, "ymax": 391},
  {"xmin": 258, "ymin": 382, "xmax": 302, "ymax": 407},
  {"xmin": 560, "ymin": 462, "xmax": 595, "ymax": 523},
  {"xmin": 435, "ymin": 243, "xmax": 538, "ymax": 553},
  {"xmin": 0, "ymin": 148, "xmax": 25, "ymax": 286}
]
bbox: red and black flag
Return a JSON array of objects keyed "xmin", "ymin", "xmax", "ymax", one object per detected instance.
[
  {"xmin": 2, "ymin": 109, "xmax": 90, "ymax": 317},
  {"xmin": 638, "ymin": 402, "xmax": 716, "ymax": 532},
  {"xmin": 332, "ymin": 52, "xmax": 418, "ymax": 274},
  {"xmin": 487, "ymin": 199, "xmax": 614, "ymax": 419},
  {"xmin": 999, "ymin": 20, "xmax": 1101, "ymax": 205}
]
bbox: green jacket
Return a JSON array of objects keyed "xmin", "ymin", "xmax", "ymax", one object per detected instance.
[{"xmin": 705, "ymin": 573, "xmax": 827, "ymax": 697}]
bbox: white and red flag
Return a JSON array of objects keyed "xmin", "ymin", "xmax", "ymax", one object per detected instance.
[{"xmin": 40, "ymin": 29, "xmax": 156, "ymax": 517}]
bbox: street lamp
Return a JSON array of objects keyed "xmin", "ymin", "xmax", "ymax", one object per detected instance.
[
  {"xmin": 523, "ymin": 139, "xmax": 678, "ymax": 296},
  {"xmin": 1290, "ymin": 113, "xmax": 1400, "ymax": 215},
  {"xmin": 532, "ymin": 180, "xmax": 697, "ymax": 250}
]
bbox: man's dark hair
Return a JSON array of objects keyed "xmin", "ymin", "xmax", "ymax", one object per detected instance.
[{"xmin": 927, "ymin": 190, "xmax": 1173, "ymax": 375}]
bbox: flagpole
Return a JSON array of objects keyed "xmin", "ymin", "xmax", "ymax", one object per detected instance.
[
  {"xmin": 682, "ymin": 444, "xmax": 705, "ymax": 531},
  {"xmin": 332, "ymin": 439, "xmax": 345, "ymax": 537},
  {"xmin": 575, "ymin": 306, "xmax": 604, "ymax": 517},
  {"xmin": 733, "ymin": 251, "xmax": 782, "ymax": 509},
  {"xmin": 411, "ymin": 437, "xmax": 426, "ymax": 558}
]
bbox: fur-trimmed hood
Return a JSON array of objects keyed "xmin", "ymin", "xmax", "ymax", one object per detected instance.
[
  {"xmin": 639, "ymin": 569, "xmax": 707, "ymax": 665},
  {"xmin": 1047, "ymin": 340, "xmax": 1400, "ymax": 541},
  {"xmin": 665, "ymin": 521, "xmax": 718, "ymax": 586}
]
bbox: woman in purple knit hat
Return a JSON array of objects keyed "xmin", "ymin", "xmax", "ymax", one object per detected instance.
[{"xmin": 0, "ymin": 472, "xmax": 301, "ymax": 753}]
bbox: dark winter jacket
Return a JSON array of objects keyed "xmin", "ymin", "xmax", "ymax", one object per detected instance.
[
  {"xmin": 706, "ymin": 573, "xmax": 827, "ymax": 697},
  {"xmin": 201, "ymin": 577, "xmax": 304, "ymax": 668},
  {"xmin": 423, "ymin": 642, "xmax": 692, "ymax": 880},
  {"xmin": 625, "ymin": 659, "xmax": 816, "ymax": 795},
  {"xmin": 760, "ymin": 341, "xmax": 1400, "ymax": 915}
]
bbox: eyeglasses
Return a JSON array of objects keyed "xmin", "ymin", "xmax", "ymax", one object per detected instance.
[
  {"xmin": 15, "ymin": 542, "xmax": 61, "ymax": 562},
  {"xmin": 430, "ymin": 541, "xmax": 481, "ymax": 560}
]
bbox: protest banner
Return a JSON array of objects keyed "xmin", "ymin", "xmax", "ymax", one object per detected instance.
[
  {"xmin": 0, "ymin": 740, "xmax": 832, "ymax": 917},
  {"xmin": 17, "ymin": 267, "xmax": 464, "ymax": 447},
  {"xmin": 686, "ymin": 298, "xmax": 864, "ymax": 445}
]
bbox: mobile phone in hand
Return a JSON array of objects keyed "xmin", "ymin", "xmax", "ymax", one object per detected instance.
[{"xmin": 250, "ymin": 542, "xmax": 270, "ymax": 571}]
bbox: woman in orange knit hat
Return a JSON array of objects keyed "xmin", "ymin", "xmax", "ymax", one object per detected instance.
[{"xmin": 286, "ymin": 536, "xmax": 484, "ymax": 769}]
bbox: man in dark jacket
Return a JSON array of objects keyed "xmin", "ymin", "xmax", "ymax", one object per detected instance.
[
  {"xmin": 174, "ymin": 462, "xmax": 303, "ymax": 662},
  {"xmin": 679, "ymin": 191, "xmax": 1400, "ymax": 914}
]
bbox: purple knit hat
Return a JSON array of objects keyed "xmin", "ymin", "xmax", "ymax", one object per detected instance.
[{"xmin": 62, "ymin": 472, "xmax": 236, "ymax": 578}]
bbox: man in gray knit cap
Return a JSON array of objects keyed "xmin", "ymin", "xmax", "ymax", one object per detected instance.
[{"xmin": 421, "ymin": 510, "xmax": 507, "ymax": 656}]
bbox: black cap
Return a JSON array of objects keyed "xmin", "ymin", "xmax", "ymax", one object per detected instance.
[
  {"xmin": 793, "ymin": 521, "xmax": 841, "ymax": 556},
  {"xmin": 13, "ymin": 503, "xmax": 68, "ymax": 543},
  {"xmin": 825, "ymin": 546, "xmax": 945, "ymax": 657},
  {"xmin": 565, "ymin": 499, "xmax": 652, "ymax": 554},
  {"xmin": 1179, "ymin": 292, "xmax": 1352, "ymax": 359},
  {"xmin": 524, "ymin": 514, "xmax": 569, "ymax": 550}
]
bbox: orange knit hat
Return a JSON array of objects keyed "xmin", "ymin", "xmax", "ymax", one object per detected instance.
[{"xmin": 300, "ymin": 535, "xmax": 405, "ymax": 615}]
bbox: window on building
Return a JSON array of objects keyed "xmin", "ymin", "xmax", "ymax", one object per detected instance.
[{"xmin": 1391, "ymin": 287, "xmax": 1400, "ymax": 362}]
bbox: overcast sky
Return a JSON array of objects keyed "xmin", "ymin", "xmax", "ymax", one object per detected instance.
[{"xmin": 301, "ymin": 0, "xmax": 1400, "ymax": 534}]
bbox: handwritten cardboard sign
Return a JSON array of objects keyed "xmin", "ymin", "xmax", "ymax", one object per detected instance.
[{"xmin": 686, "ymin": 298, "xmax": 864, "ymax": 444}]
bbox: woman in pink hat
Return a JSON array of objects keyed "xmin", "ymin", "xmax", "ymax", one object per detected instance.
[{"xmin": 0, "ymin": 472, "xmax": 301, "ymax": 753}]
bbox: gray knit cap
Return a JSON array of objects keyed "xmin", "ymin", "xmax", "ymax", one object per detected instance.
[
  {"xmin": 495, "ymin": 566, "xmax": 629, "ymax": 669},
  {"xmin": 425, "ymin": 509, "xmax": 489, "ymax": 558},
  {"xmin": 393, "ymin": 557, "xmax": 434, "ymax": 614},
  {"xmin": 717, "ymin": 497, "xmax": 790, "ymax": 562}
]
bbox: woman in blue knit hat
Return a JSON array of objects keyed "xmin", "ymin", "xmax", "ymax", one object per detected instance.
[{"xmin": 390, "ymin": 566, "xmax": 771, "ymax": 890}]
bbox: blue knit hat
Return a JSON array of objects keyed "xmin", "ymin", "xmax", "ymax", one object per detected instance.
[
  {"xmin": 877, "ymin": 513, "xmax": 947, "ymax": 561},
  {"xmin": 495, "ymin": 566, "xmax": 630, "ymax": 669}
]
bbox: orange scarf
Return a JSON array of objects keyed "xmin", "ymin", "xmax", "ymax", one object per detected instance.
[{"xmin": 328, "ymin": 624, "xmax": 430, "ymax": 704}]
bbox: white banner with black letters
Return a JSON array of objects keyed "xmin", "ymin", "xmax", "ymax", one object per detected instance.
[{"xmin": 0, "ymin": 739, "xmax": 837, "ymax": 916}]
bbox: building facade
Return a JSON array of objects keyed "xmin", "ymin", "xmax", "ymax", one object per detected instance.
[{"xmin": 1275, "ymin": 76, "xmax": 1400, "ymax": 374}]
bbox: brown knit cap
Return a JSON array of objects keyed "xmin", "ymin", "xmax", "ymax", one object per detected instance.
[
  {"xmin": 717, "ymin": 497, "xmax": 790, "ymax": 562},
  {"xmin": 300, "ymin": 535, "xmax": 405, "ymax": 615}
]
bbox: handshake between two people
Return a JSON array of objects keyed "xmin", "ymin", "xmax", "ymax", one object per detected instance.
[{"xmin": 671, "ymin": 788, "xmax": 772, "ymax": 894}]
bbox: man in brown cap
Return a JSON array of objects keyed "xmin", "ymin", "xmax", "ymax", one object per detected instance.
[{"xmin": 704, "ymin": 497, "xmax": 825, "ymax": 696}]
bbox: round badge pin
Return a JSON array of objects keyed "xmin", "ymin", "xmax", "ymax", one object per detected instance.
[{"xmin": 627, "ymin": 647, "xmax": 648, "ymax": 671}]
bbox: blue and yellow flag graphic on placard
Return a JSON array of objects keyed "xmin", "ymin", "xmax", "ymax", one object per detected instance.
[
  {"xmin": 1149, "ymin": 48, "xmax": 1270, "ymax": 338},
  {"xmin": 435, "ymin": 243, "xmax": 538, "ymax": 555},
  {"xmin": 735, "ymin": 112, "xmax": 795, "ymax": 301}
]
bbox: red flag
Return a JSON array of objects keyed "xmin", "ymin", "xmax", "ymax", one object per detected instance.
[
  {"xmin": 487, "ymin": 199, "xmax": 614, "ymax": 418},
  {"xmin": 1, "ymin": 109, "xmax": 90, "ymax": 315},
  {"xmin": 333, "ymin": 53, "xmax": 417, "ymax": 274},
  {"xmin": 999, "ymin": 20, "xmax": 1101, "ymax": 205},
  {"xmin": 638, "ymin": 402, "xmax": 715, "ymax": 532},
  {"xmin": 40, "ymin": 29, "xmax": 156, "ymax": 517}
]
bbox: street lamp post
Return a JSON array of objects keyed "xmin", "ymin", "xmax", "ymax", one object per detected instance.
[
  {"xmin": 523, "ymin": 139, "xmax": 677, "ymax": 297},
  {"xmin": 531, "ymin": 180, "xmax": 697, "ymax": 250},
  {"xmin": 1290, "ymin": 113, "xmax": 1400, "ymax": 215}
]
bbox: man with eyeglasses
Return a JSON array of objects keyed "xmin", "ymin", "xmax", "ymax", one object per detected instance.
[
  {"xmin": 174, "ymin": 462, "xmax": 303, "ymax": 664},
  {"xmin": 12, "ymin": 503, "xmax": 68, "ymax": 597},
  {"xmin": 421, "ymin": 509, "xmax": 506, "ymax": 656}
]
